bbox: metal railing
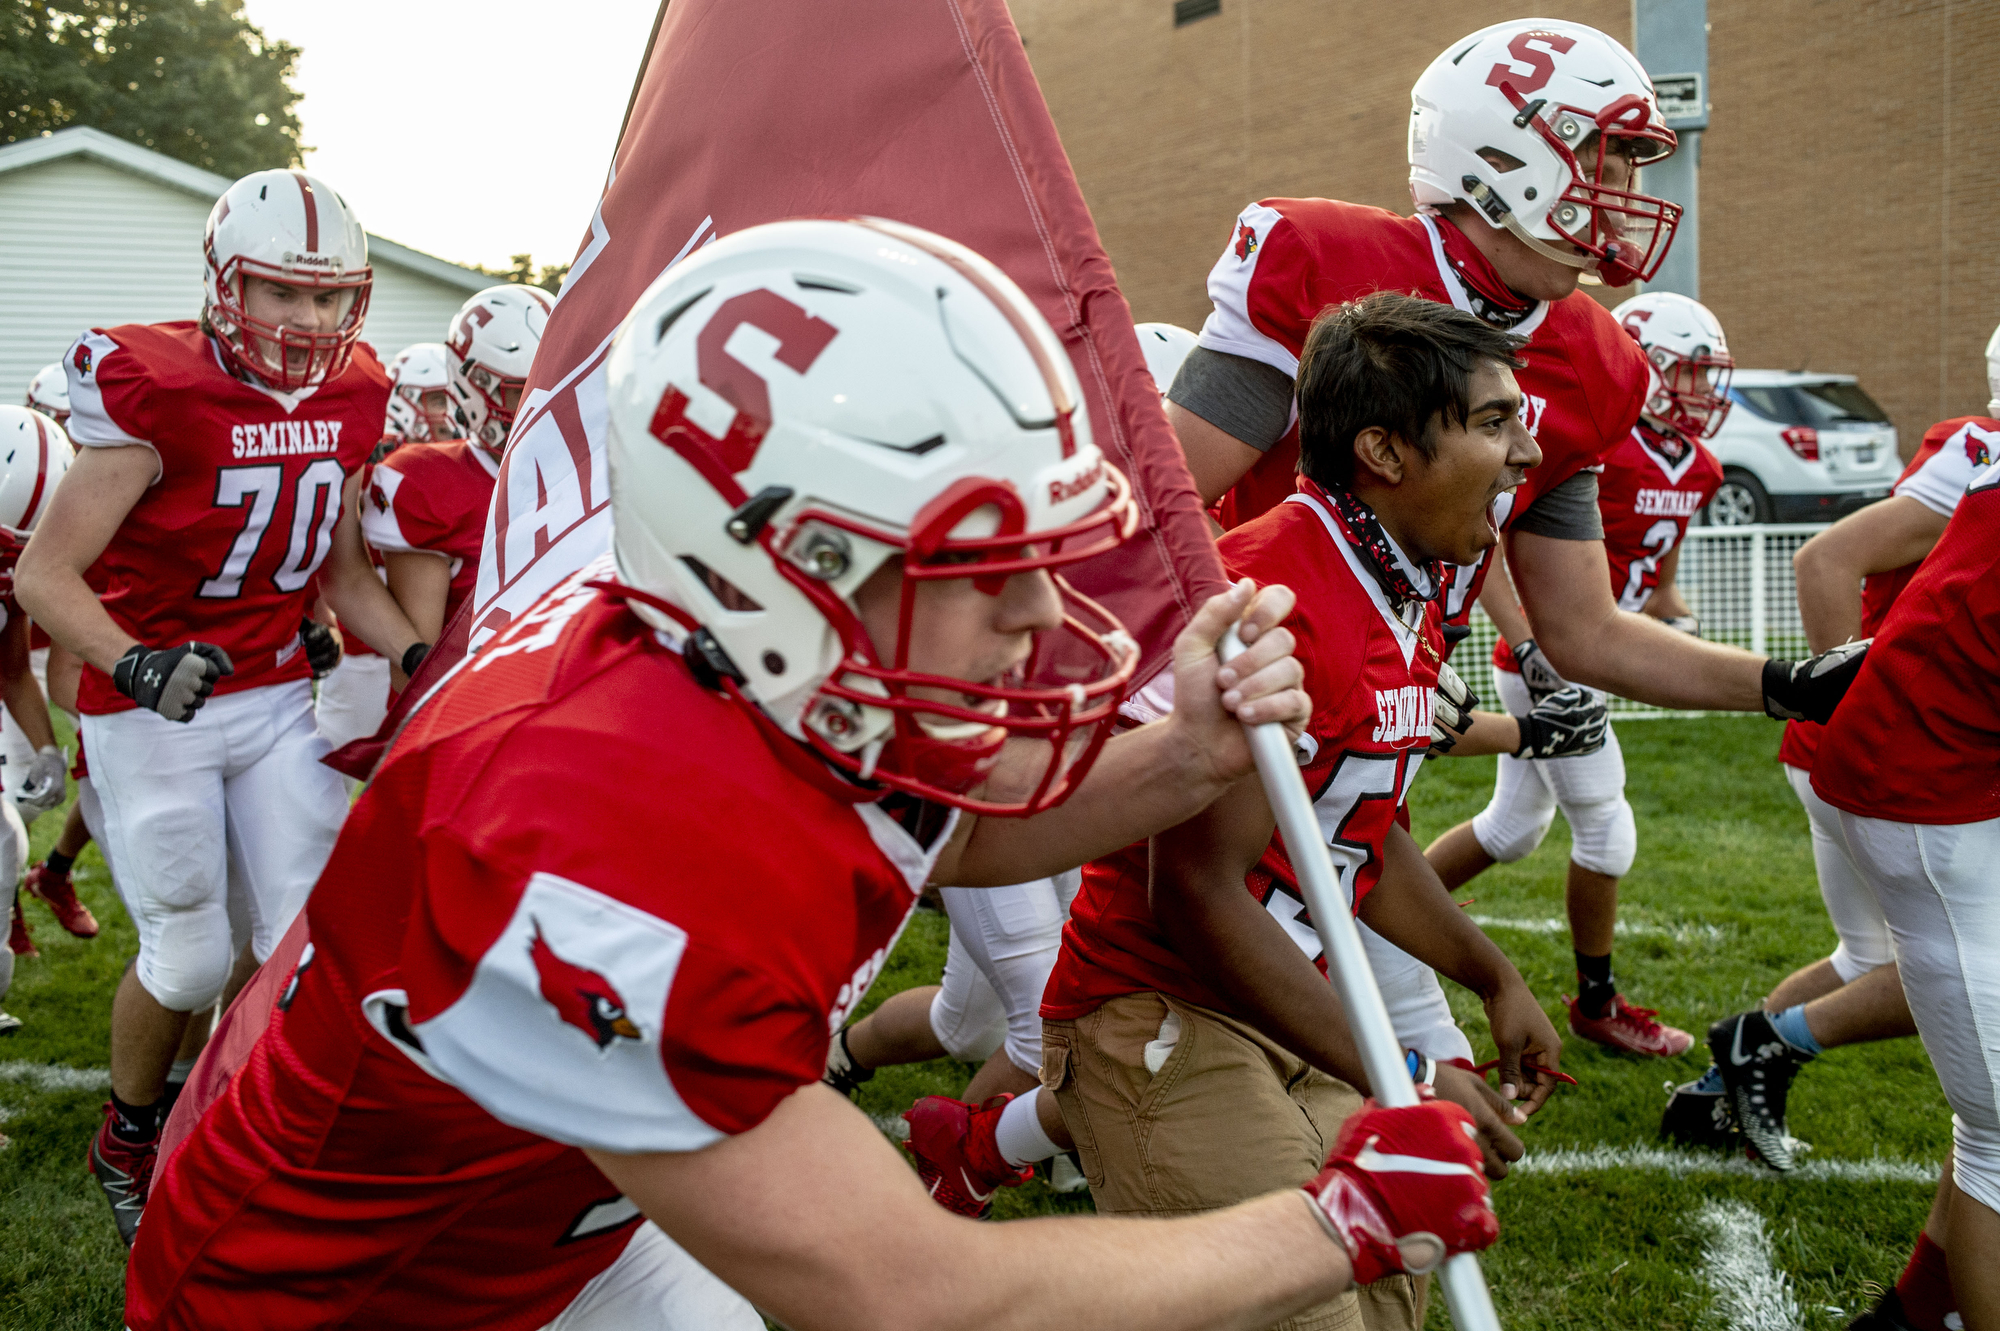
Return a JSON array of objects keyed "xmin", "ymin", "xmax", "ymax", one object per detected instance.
[{"xmin": 1458, "ymin": 523, "xmax": 1830, "ymax": 718}]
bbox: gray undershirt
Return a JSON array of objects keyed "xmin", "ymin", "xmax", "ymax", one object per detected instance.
[{"xmin": 1169, "ymin": 345, "xmax": 1605, "ymax": 541}]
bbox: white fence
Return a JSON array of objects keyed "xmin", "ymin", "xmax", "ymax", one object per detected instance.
[{"xmin": 1457, "ymin": 523, "xmax": 1830, "ymax": 718}]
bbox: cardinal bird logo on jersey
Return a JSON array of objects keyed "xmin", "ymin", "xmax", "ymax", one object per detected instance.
[
  {"xmin": 368, "ymin": 479, "xmax": 391, "ymax": 514},
  {"xmin": 72, "ymin": 344, "xmax": 93, "ymax": 378},
  {"xmin": 1234, "ymin": 222, "xmax": 1259, "ymax": 261},
  {"xmin": 529, "ymin": 920, "xmax": 643, "ymax": 1051},
  {"xmin": 1967, "ymin": 433, "xmax": 1994, "ymax": 468}
]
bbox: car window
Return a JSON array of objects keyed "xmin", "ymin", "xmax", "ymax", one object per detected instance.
[{"xmin": 1729, "ymin": 382, "xmax": 1889, "ymax": 426}]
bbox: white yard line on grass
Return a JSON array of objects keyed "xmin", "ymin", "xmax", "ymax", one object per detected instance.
[
  {"xmin": 0, "ymin": 1061, "xmax": 112, "ymax": 1092},
  {"xmin": 1516, "ymin": 1144, "xmax": 1937, "ymax": 1184},
  {"xmin": 1469, "ymin": 914, "xmax": 1727, "ymax": 944},
  {"xmin": 1695, "ymin": 1198, "xmax": 1802, "ymax": 1331}
]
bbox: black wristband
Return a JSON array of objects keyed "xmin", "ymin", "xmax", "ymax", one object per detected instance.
[
  {"xmin": 401, "ymin": 642, "xmax": 431, "ymax": 677},
  {"xmin": 111, "ymin": 645, "xmax": 149, "ymax": 700}
]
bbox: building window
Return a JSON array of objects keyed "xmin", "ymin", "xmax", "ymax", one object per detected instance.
[{"xmin": 1174, "ymin": 0, "xmax": 1221, "ymax": 27}]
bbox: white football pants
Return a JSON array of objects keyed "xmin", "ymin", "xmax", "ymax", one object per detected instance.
[
  {"xmin": 1471, "ymin": 668, "xmax": 1637, "ymax": 877},
  {"xmin": 1783, "ymin": 764, "xmax": 1893, "ymax": 981},
  {"xmin": 930, "ymin": 871, "xmax": 1081, "ymax": 1072},
  {"xmin": 0, "ymin": 647, "xmax": 51, "ymax": 826},
  {"xmin": 1360, "ymin": 918, "xmax": 1476, "ymax": 1066},
  {"xmin": 1838, "ymin": 812, "xmax": 2000, "ymax": 1215},
  {"xmin": 536, "ymin": 1221, "xmax": 761, "ymax": 1330},
  {"xmin": 313, "ymin": 651, "xmax": 391, "ymax": 753},
  {"xmin": 82, "ymin": 680, "xmax": 346, "ymax": 1013}
]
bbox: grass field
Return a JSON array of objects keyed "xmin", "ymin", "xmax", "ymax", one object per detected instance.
[{"xmin": 0, "ymin": 715, "xmax": 1952, "ymax": 1329}]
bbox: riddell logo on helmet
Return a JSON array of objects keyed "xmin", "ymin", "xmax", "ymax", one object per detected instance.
[
  {"xmin": 1048, "ymin": 458, "xmax": 1104, "ymax": 507},
  {"xmin": 282, "ymin": 252, "xmax": 340, "ymax": 269}
]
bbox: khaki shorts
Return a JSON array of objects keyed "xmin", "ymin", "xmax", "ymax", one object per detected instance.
[{"xmin": 1042, "ymin": 991, "xmax": 1427, "ymax": 1331}]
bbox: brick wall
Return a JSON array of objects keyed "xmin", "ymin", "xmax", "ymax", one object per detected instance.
[{"xmin": 1012, "ymin": 0, "xmax": 1999, "ymax": 452}]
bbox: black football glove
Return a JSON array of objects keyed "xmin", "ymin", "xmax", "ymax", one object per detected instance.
[
  {"xmin": 1762, "ymin": 640, "xmax": 1870, "ymax": 723},
  {"xmin": 113, "ymin": 642, "xmax": 233, "ymax": 723},
  {"xmin": 1514, "ymin": 685, "xmax": 1608, "ymax": 760},
  {"xmin": 300, "ymin": 617, "xmax": 341, "ymax": 679},
  {"xmin": 1429, "ymin": 660, "xmax": 1480, "ymax": 754},
  {"xmin": 1509, "ymin": 638, "xmax": 1568, "ymax": 703}
]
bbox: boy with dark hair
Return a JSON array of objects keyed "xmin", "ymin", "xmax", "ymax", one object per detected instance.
[{"xmin": 1042, "ymin": 292, "xmax": 1561, "ymax": 1331}]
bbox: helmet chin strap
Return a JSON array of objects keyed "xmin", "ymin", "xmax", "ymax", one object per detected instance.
[{"xmin": 1497, "ymin": 213, "xmax": 1593, "ymax": 271}]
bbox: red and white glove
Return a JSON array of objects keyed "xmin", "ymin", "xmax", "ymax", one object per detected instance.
[{"xmin": 1301, "ymin": 1092, "xmax": 1499, "ymax": 1285}]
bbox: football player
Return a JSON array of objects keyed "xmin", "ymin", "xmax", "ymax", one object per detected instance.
[
  {"xmin": 1425, "ymin": 292, "xmax": 1729, "ymax": 1059},
  {"xmin": 1665, "ymin": 350, "xmax": 2000, "ymax": 1191},
  {"xmin": 15, "ymin": 168, "xmax": 428, "ymax": 1246},
  {"xmin": 126, "ymin": 220, "xmax": 1498, "ymax": 1331},
  {"xmin": 0, "ymin": 408, "xmax": 88, "ymax": 965},
  {"xmin": 362, "ymin": 286, "xmax": 549, "ymax": 687},
  {"xmin": 1808, "ymin": 458, "xmax": 2000, "ymax": 1331},
  {"xmin": 1168, "ymin": 18, "xmax": 1862, "ymax": 723},
  {"xmin": 1043, "ymin": 293, "xmax": 1556, "ymax": 1331},
  {"xmin": 26, "ymin": 362, "xmax": 70, "ymax": 427},
  {"xmin": 314, "ymin": 341, "xmax": 464, "ymax": 753}
]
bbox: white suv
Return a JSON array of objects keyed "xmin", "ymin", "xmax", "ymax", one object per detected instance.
[{"xmin": 1701, "ymin": 371, "xmax": 1900, "ymax": 525}]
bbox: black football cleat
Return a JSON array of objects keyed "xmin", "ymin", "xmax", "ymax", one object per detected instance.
[
  {"xmin": 822, "ymin": 1026, "xmax": 875, "ymax": 1099},
  {"xmin": 1660, "ymin": 1073, "xmax": 1739, "ymax": 1152},
  {"xmin": 1845, "ymin": 1287, "xmax": 1920, "ymax": 1329},
  {"xmin": 1709, "ymin": 1010, "xmax": 1812, "ymax": 1172}
]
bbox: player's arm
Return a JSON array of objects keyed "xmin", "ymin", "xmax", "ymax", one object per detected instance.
[
  {"xmin": 1146, "ymin": 773, "xmax": 1525, "ymax": 1175},
  {"xmin": 1168, "ymin": 399, "xmax": 1264, "ymax": 507},
  {"xmin": 937, "ymin": 580, "xmax": 1308, "ymax": 887},
  {"xmin": 1642, "ymin": 543, "xmax": 1692, "ymax": 621},
  {"xmin": 586, "ymin": 1084, "xmax": 1347, "ymax": 1331},
  {"xmin": 1476, "ymin": 545, "xmax": 1535, "ymax": 648},
  {"xmin": 44, "ymin": 643, "xmax": 82, "ymax": 718},
  {"xmin": 1434, "ymin": 710, "xmax": 1522, "ymax": 758},
  {"xmin": 381, "ymin": 551, "xmax": 452, "ymax": 647},
  {"xmin": 16, "ymin": 444, "xmax": 156, "ymax": 671},
  {"xmin": 319, "ymin": 471, "xmax": 424, "ymax": 666},
  {"xmin": 1507, "ymin": 529, "xmax": 1770, "ymax": 710},
  {"xmin": 0, "ymin": 615, "xmax": 56, "ymax": 752},
  {"xmin": 1791, "ymin": 495, "xmax": 1948, "ymax": 653},
  {"xmin": 1357, "ymin": 825, "xmax": 1562, "ymax": 1113}
]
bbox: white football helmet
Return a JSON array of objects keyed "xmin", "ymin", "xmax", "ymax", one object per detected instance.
[
  {"xmin": 203, "ymin": 169, "xmax": 372, "ymax": 390},
  {"xmin": 604, "ymin": 217, "xmax": 1140, "ymax": 816},
  {"xmin": 384, "ymin": 342, "xmax": 462, "ymax": 443},
  {"xmin": 1985, "ymin": 321, "xmax": 2000, "ymax": 416},
  {"xmin": 1411, "ymin": 20, "xmax": 1679, "ymax": 288},
  {"xmin": 1611, "ymin": 291, "xmax": 1734, "ymax": 440},
  {"xmin": 25, "ymin": 363, "xmax": 69, "ymax": 426},
  {"xmin": 1134, "ymin": 323, "xmax": 1199, "ymax": 398},
  {"xmin": 445, "ymin": 285, "xmax": 553, "ymax": 455},
  {"xmin": 0, "ymin": 407, "xmax": 73, "ymax": 536}
]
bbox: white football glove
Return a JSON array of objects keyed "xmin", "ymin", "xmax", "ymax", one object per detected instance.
[
  {"xmin": 16, "ymin": 746, "xmax": 66, "ymax": 817},
  {"xmin": 1509, "ymin": 638, "xmax": 1568, "ymax": 703},
  {"xmin": 1429, "ymin": 660, "xmax": 1479, "ymax": 754}
]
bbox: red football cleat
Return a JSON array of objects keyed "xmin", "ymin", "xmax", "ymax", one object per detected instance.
[
  {"xmin": 88, "ymin": 1103, "xmax": 158, "ymax": 1249},
  {"xmin": 1565, "ymin": 993, "xmax": 1693, "ymax": 1058},
  {"xmin": 24, "ymin": 862, "xmax": 97, "ymax": 939},
  {"xmin": 902, "ymin": 1094, "xmax": 1032, "ymax": 1219},
  {"xmin": 7, "ymin": 898, "xmax": 36, "ymax": 958}
]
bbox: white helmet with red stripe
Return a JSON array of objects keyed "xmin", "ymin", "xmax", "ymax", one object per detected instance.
[
  {"xmin": 384, "ymin": 342, "xmax": 463, "ymax": 443},
  {"xmin": 203, "ymin": 169, "xmax": 372, "ymax": 391},
  {"xmin": 444, "ymin": 285, "xmax": 553, "ymax": 455},
  {"xmin": 25, "ymin": 364, "xmax": 68, "ymax": 426},
  {"xmin": 1610, "ymin": 291, "xmax": 1734, "ymax": 440},
  {"xmin": 0, "ymin": 406, "xmax": 73, "ymax": 535},
  {"xmin": 604, "ymin": 217, "xmax": 1140, "ymax": 816},
  {"xmin": 1410, "ymin": 20, "xmax": 1679, "ymax": 288}
]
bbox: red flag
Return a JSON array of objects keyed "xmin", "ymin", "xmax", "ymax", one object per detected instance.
[{"xmin": 196, "ymin": 0, "xmax": 1221, "ymax": 1167}]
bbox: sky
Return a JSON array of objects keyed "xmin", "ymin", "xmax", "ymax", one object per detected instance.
[{"xmin": 238, "ymin": 0, "xmax": 662, "ymax": 274}]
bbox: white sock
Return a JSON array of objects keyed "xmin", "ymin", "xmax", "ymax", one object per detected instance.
[
  {"xmin": 994, "ymin": 1086, "xmax": 1060, "ymax": 1167},
  {"xmin": 167, "ymin": 1057, "xmax": 197, "ymax": 1084}
]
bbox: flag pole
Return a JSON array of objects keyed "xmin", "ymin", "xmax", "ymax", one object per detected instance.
[{"xmin": 1219, "ymin": 627, "xmax": 1503, "ymax": 1331}]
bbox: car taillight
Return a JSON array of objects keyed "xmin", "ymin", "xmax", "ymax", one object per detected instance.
[{"xmin": 1781, "ymin": 426, "xmax": 1820, "ymax": 461}]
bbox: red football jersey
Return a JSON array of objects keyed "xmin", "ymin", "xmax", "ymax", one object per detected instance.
[
  {"xmin": 127, "ymin": 562, "xmax": 955, "ymax": 1331},
  {"xmin": 1780, "ymin": 416, "xmax": 2000, "ymax": 770},
  {"xmin": 1491, "ymin": 423, "xmax": 1722, "ymax": 675},
  {"xmin": 360, "ymin": 440, "xmax": 499, "ymax": 632},
  {"xmin": 1811, "ymin": 462, "xmax": 2000, "ymax": 824},
  {"xmin": 1042, "ymin": 487, "xmax": 1442, "ymax": 1021},
  {"xmin": 1199, "ymin": 199, "xmax": 1648, "ymax": 534},
  {"xmin": 63, "ymin": 323, "xmax": 387, "ymax": 714}
]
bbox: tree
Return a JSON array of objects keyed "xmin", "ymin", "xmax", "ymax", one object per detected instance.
[
  {"xmin": 476, "ymin": 253, "xmax": 570, "ymax": 296},
  {"xmin": 2, "ymin": 0, "xmax": 303, "ymax": 178}
]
